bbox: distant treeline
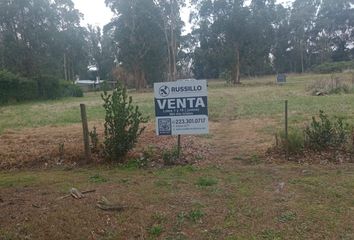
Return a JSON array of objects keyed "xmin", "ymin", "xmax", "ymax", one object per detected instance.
[{"xmin": 0, "ymin": 0, "xmax": 353, "ymax": 91}]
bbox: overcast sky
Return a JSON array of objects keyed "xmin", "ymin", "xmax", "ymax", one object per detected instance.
[{"xmin": 73, "ymin": 0, "xmax": 292, "ymax": 32}]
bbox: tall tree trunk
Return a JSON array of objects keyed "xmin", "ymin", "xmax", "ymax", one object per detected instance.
[
  {"xmin": 133, "ymin": 66, "xmax": 147, "ymax": 91},
  {"xmin": 71, "ymin": 59, "xmax": 74, "ymax": 82},
  {"xmin": 233, "ymin": 44, "xmax": 241, "ymax": 85},
  {"xmin": 134, "ymin": 67, "xmax": 139, "ymax": 90},
  {"xmin": 170, "ymin": 0, "xmax": 177, "ymax": 81},
  {"xmin": 163, "ymin": 18, "xmax": 171, "ymax": 81},
  {"xmin": 300, "ymin": 40, "xmax": 304, "ymax": 73},
  {"xmin": 63, "ymin": 53, "xmax": 67, "ymax": 81},
  {"xmin": 140, "ymin": 70, "xmax": 146, "ymax": 89}
]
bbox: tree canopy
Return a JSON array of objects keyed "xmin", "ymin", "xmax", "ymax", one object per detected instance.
[{"xmin": 0, "ymin": 0, "xmax": 354, "ymax": 89}]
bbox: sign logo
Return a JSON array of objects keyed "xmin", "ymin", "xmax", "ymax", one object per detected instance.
[{"xmin": 159, "ymin": 85, "xmax": 170, "ymax": 97}]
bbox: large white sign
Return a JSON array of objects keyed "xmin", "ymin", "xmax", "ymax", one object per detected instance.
[{"xmin": 154, "ymin": 80, "xmax": 209, "ymax": 136}]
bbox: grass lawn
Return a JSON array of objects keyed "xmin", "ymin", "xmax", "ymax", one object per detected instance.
[
  {"xmin": 1, "ymin": 73, "xmax": 354, "ymax": 239},
  {"xmin": 1, "ymin": 73, "xmax": 354, "ymax": 133}
]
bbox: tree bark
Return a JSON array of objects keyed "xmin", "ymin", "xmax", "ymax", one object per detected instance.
[
  {"xmin": 162, "ymin": 14, "xmax": 171, "ymax": 81},
  {"xmin": 233, "ymin": 44, "xmax": 241, "ymax": 84},
  {"xmin": 63, "ymin": 53, "xmax": 68, "ymax": 81},
  {"xmin": 170, "ymin": 0, "xmax": 177, "ymax": 81}
]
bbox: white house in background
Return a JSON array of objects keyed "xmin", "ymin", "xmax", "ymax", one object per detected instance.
[
  {"xmin": 75, "ymin": 78, "xmax": 104, "ymax": 91},
  {"xmin": 75, "ymin": 65, "xmax": 104, "ymax": 91}
]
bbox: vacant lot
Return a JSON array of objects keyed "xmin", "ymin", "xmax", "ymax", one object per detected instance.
[{"xmin": 1, "ymin": 73, "xmax": 354, "ymax": 239}]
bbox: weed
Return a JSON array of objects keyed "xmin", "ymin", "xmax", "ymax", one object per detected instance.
[
  {"xmin": 89, "ymin": 126, "xmax": 99, "ymax": 153},
  {"xmin": 188, "ymin": 209, "xmax": 205, "ymax": 223},
  {"xmin": 260, "ymin": 229, "xmax": 282, "ymax": 240},
  {"xmin": 277, "ymin": 127, "xmax": 304, "ymax": 153},
  {"xmin": 58, "ymin": 142, "xmax": 64, "ymax": 160},
  {"xmin": 151, "ymin": 212, "xmax": 166, "ymax": 224},
  {"xmin": 0, "ymin": 175, "xmax": 37, "ymax": 188},
  {"xmin": 162, "ymin": 147, "xmax": 180, "ymax": 166},
  {"xmin": 194, "ymin": 154, "xmax": 204, "ymax": 161},
  {"xmin": 0, "ymin": 231, "xmax": 15, "ymax": 240},
  {"xmin": 149, "ymin": 225, "xmax": 163, "ymax": 236},
  {"xmin": 177, "ymin": 211, "xmax": 187, "ymax": 224},
  {"xmin": 89, "ymin": 174, "xmax": 108, "ymax": 183},
  {"xmin": 220, "ymin": 70, "xmax": 232, "ymax": 85},
  {"xmin": 165, "ymin": 235, "xmax": 188, "ymax": 240},
  {"xmin": 250, "ymin": 154, "xmax": 261, "ymax": 165},
  {"xmin": 277, "ymin": 211, "xmax": 297, "ymax": 223},
  {"xmin": 196, "ymin": 177, "xmax": 218, "ymax": 187},
  {"xmin": 120, "ymin": 178, "xmax": 130, "ymax": 184},
  {"xmin": 308, "ymin": 74, "xmax": 353, "ymax": 95},
  {"xmin": 154, "ymin": 179, "xmax": 171, "ymax": 188},
  {"xmin": 122, "ymin": 158, "xmax": 147, "ymax": 169},
  {"xmin": 142, "ymin": 145, "xmax": 156, "ymax": 161}
]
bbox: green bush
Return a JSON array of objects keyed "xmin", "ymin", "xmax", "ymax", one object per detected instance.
[
  {"xmin": 304, "ymin": 111, "xmax": 349, "ymax": 150},
  {"xmin": 312, "ymin": 61, "xmax": 354, "ymax": 74},
  {"xmin": 162, "ymin": 147, "xmax": 180, "ymax": 165},
  {"xmin": 308, "ymin": 75, "xmax": 353, "ymax": 96},
  {"xmin": 0, "ymin": 70, "xmax": 83, "ymax": 104},
  {"xmin": 278, "ymin": 128, "xmax": 304, "ymax": 153},
  {"xmin": 17, "ymin": 79, "xmax": 38, "ymax": 101},
  {"xmin": 220, "ymin": 70, "xmax": 232, "ymax": 84},
  {"xmin": 0, "ymin": 70, "xmax": 38, "ymax": 104},
  {"xmin": 101, "ymin": 83, "xmax": 148, "ymax": 161},
  {"xmin": 59, "ymin": 81, "xmax": 83, "ymax": 97},
  {"xmin": 35, "ymin": 75, "xmax": 62, "ymax": 99}
]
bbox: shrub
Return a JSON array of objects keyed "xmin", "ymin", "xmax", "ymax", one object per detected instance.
[
  {"xmin": 278, "ymin": 128, "xmax": 304, "ymax": 153},
  {"xmin": 196, "ymin": 177, "xmax": 218, "ymax": 187},
  {"xmin": 312, "ymin": 61, "xmax": 354, "ymax": 74},
  {"xmin": 59, "ymin": 81, "xmax": 83, "ymax": 97},
  {"xmin": 220, "ymin": 70, "xmax": 232, "ymax": 84},
  {"xmin": 308, "ymin": 75, "xmax": 352, "ymax": 95},
  {"xmin": 101, "ymin": 83, "xmax": 148, "ymax": 161},
  {"xmin": 0, "ymin": 70, "xmax": 83, "ymax": 104},
  {"xmin": 35, "ymin": 75, "xmax": 62, "ymax": 99},
  {"xmin": 304, "ymin": 111, "xmax": 349, "ymax": 150},
  {"xmin": 17, "ymin": 79, "xmax": 38, "ymax": 101},
  {"xmin": 188, "ymin": 209, "xmax": 205, "ymax": 223},
  {"xmin": 0, "ymin": 70, "xmax": 38, "ymax": 104},
  {"xmin": 162, "ymin": 147, "xmax": 180, "ymax": 165},
  {"xmin": 149, "ymin": 225, "xmax": 163, "ymax": 236}
]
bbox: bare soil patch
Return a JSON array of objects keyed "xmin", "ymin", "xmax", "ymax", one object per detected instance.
[{"xmin": 0, "ymin": 122, "xmax": 213, "ymax": 170}]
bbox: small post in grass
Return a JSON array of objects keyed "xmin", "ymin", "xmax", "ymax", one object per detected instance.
[
  {"xmin": 80, "ymin": 104, "xmax": 91, "ymax": 162},
  {"xmin": 285, "ymin": 100, "xmax": 289, "ymax": 160},
  {"xmin": 177, "ymin": 134, "xmax": 181, "ymax": 158}
]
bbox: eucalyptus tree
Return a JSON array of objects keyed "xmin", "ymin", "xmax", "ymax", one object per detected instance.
[
  {"xmin": 315, "ymin": 0, "xmax": 354, "ymax": 62},
  {"xmin": 0, "ymin": 0, "xmax": 88, "ymax": 79},
  {"xmin": 105, "ymin": 0, "xmax": 168, "ymax": 89},
  {"xmin": 288, "ymin": 0, "xmax": 320, "ymax": 73},
  {"xmin": 191, "ymin": 0, "xmax": 279, "ymax": 83},
  {"xmin": 155, "ymin": 0, "xmax": 185, "ymax": 81}
]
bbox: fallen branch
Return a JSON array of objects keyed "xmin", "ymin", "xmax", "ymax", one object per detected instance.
[
  {"xmin": 96, "ymin": 196, "xmax": 125, "ymax": 211},
  {"xmin": 57, "ymin": 189, "xmax": 96, "ymax": 200}
]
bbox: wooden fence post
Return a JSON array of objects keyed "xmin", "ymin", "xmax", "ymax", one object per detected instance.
[
  {"xmin": 285, "ymin": 100, "xmax": 289, "ymax": 160},
  {"xmin": 177, "ymin": 135, "xmax": 181, "ymax": 158},
  {"xmin": 80, "ymin": 104, "xmax": 91, "ymax": 162}
]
